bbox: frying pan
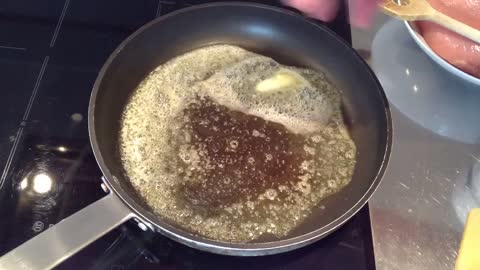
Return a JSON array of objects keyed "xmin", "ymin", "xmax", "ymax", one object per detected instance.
[{"xmin": 0, "ymin": 3, "xmax": 391, "ymax": 270}]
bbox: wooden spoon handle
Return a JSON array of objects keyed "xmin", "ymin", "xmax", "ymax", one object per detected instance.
[
  {"xmin": 379, "ymin": 0, "xmax": 480, "ymax": 43},
  {"xmin": 427, "ymin": 11, "xmax": 480, "ymax": 43}
]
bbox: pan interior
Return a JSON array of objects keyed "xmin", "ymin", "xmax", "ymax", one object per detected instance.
[{"xmin": 91, "ymin": 3, "xmax": 389, "ymax": 248}]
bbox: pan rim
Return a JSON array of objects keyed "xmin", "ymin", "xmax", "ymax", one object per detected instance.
[{"xmin": 88, "ymin": 1, "xmax": 393, "ymax": 255}]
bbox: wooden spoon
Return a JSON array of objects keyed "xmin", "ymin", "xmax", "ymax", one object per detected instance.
[{"xmin": 380, "ymin": 0, "xmax": 480, "ymax": 44}]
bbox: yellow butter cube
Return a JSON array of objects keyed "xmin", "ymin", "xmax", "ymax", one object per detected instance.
[{"xmin": 456, "ymin": 208, "xmax": 480, "ymax": 270}]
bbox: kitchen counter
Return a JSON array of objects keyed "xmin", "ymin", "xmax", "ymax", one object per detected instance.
[{"xmin": 353, "ymin": 16, "xmax": 480, "ymax": 270}]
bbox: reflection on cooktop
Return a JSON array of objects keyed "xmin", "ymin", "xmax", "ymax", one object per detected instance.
[
  {"xmin": 0, "ymin": 130, "xmax": 105, "ymax": 253},
  {"xmin": 0, "ymin": 0, "xmax": 374, "ymax": 269}
]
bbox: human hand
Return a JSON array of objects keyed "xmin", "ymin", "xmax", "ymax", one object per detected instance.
[{"xmin": 283, "ymin": 0, "xmax": 377, "ymax": 28}]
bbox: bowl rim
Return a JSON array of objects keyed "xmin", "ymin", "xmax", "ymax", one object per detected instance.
[{"xmin": 404, "ymin": 21, "xmax": 480, "ymax": 86}]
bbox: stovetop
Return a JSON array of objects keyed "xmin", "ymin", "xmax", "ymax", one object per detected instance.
[{"xmin": 0, "ymin": 0, "xmax": 374, "ymax": 269}]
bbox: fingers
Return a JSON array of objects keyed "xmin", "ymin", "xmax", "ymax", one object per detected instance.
[
  {"xmin": 349, "ymin": 0, "xmax": 378, "ymax": 28},
  {"xmin": 283, "ymin": 0, "xmax": 377, "ymax": 28},
  {"xmin": 282, "ymin": 0, "xmax": 340, "ymax": 22}
]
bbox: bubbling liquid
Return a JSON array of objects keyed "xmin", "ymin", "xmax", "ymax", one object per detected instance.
[{"xmin": 119, "ymin": 45, "xmax": 356, "ymax": 242}]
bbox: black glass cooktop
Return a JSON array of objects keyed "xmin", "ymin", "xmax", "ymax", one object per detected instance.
[{"xmin": 0, "ymin": 0, "xmax": 375, "ymax": 269}]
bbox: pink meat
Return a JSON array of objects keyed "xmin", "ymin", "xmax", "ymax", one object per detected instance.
[{"xmin": 417, "ymin": 0, "xmax": 480, "ymax": 78}]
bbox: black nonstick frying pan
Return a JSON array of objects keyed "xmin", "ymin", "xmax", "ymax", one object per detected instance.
[{"xmin": 0, "ymin": 3, "xmax": 391, "ymax": 270}]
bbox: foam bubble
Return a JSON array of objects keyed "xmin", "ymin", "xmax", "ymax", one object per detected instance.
[{"xmin": 198, "ymin": 57, "xmax": 339, "ymax": 134}]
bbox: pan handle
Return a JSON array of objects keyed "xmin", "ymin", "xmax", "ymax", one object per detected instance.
[{"xmin": 0, "ymin": 193, "xmax": 134, "ymax": 270}]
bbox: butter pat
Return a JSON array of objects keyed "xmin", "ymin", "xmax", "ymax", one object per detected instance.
[
  {"xmin": 255, "ymin": 69, "xmax": 310, "ymax": 94},
  {"xmin": 456, "ymin": 208, "xmax": 480, "ymax": 270}
]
